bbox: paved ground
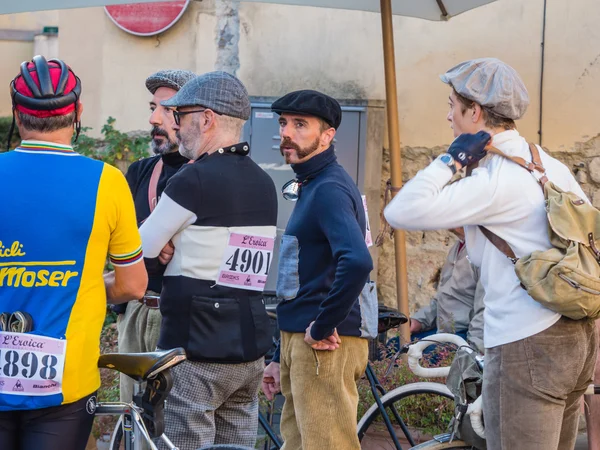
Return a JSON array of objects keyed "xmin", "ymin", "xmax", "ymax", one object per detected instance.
[{"xmin": 576, "ymin": 434, "xmax": 588, "ymax": 450}]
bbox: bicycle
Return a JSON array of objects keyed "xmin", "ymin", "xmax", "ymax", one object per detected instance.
[
  {"xmin": 357, "ymin": 333, "xmax": 469, "ymax": 450},
  {"xmin": 97, "ymin": 347, "xmax": 186, "ymax": 450}
]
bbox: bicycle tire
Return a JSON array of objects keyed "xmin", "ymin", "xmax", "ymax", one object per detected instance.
[
  {"xmin": 409, "ymin": 438, "xmax": 472, "ymax": 449},
  {"xmin": 110, "ymin": 416, "xmax": 123, "ymax": 450},
  {"xmin": 357, "ymin": 382, "xmax": 456, "ymax": 449}
]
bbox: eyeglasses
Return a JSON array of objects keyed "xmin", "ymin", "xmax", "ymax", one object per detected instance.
[
  {"xmin": 172, "ymin": 108, "xmax": 207, "ymax": 126},
  {"xmin": 282, "ymin": 179, "xmax": 302, "ymax": 201}
]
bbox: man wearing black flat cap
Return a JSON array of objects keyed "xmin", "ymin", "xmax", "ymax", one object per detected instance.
[{"xmin": 261, "ymin": 90, "xmax": 374, "ymax": 450}]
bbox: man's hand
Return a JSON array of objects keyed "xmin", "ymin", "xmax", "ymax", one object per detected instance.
[
  {"xmin": 158, "ymin": 240, "xmax": 175, "ymax": 265},
  {"xmin": 262, "ymin": 362, "xmax": 281, "ymax": 401},
  {"xmin": 410, "ymin": 319, "xmax": 423, "ymax": 334},
  {"xmin": 447, "ymin": 131, "xmax": 491, "ymax": 169},
  {"xmin": 304, "ymin": 321, "xmax": 341, "ymax": 351}
]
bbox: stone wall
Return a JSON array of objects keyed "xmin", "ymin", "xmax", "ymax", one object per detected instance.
[{"xmin": 376, "ymin": 135, "xmax": 600, "ymax": 314}]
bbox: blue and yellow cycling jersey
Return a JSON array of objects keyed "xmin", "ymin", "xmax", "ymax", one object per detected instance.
[{"xmin": 0, "ymin": 140, "xmax": 143, "ymax": 411}]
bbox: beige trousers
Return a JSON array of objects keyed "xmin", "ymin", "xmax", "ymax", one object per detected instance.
[{"xmin": 279, "ymin": 331, "xmax": 368, "ymax": 450}]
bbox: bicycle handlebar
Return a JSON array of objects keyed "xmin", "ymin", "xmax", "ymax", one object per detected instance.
[{"xmin": 407, "ymin": 333, "xmax": 470, "ymax": 378}]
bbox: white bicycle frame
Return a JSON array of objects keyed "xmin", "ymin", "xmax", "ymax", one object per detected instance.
[
  {"xmin": 96, "ymin": 380, "xmax": 179, "ymax": 450},
  {"xmin": 407, "ymin": 333, "xmax": 486, "ymax": 439}
]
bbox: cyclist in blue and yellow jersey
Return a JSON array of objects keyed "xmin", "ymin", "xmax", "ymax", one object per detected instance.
[{"xmin": 0, "ymin": 56, "xmax": 148, "ymax": 450}]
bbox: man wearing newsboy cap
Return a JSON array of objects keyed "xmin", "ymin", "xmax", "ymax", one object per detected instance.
[
  {"xmin": 115, "ymin": 69, "xmax": 195, "ymax": 409},
  {"xmin": 261, "ymin": 90, "xmax": 374, "ymax": 450},
  {"xmin": 385, "ymin": 58, "xmax": 595, "ymax": 450},
  {"xmin": 139, "ymin": 72, "xmax": 278, "ymax": 450}
]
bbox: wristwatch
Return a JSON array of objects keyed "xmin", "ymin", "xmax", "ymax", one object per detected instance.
[{"xmin": 437, "ymin": 153, "xmax": 457, "ymax": 175}]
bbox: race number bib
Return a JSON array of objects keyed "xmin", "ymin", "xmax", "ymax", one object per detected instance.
[
  {"xmin": 216, "ymin": 233, "xmax": 275, "ymax": 292},
  {"xmin": 0, "ymin": 332, "xmax": 66, "ymax": 396}
]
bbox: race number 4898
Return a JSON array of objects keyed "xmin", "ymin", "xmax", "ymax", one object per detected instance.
[
  {"xmin": 0, "ymin": 332, "xmax": 66, "ymax": 396},
  {"xmin": 0, "ymin": 350, "xmax": 58, "ymax": 379}
]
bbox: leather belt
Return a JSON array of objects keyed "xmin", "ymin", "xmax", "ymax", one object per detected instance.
[{"xmin": 138, "ymin": 294, "xmax": 160, "ymax": 309}]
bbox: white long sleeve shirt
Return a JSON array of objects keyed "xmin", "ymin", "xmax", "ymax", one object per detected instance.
[{"xmin": 384, "ymin": 130, "xmax": 586, "ymax": 348}]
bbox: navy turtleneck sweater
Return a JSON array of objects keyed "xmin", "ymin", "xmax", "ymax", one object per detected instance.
[{"xmin": 275, "ymin": 146, "xmax": 373, "ymax": 350}]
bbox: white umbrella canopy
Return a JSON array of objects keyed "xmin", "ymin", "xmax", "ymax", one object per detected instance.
[
  {"xmin": 1, "ymin": 0, "xmax": 498, "ymax": 342},
  {"xmin": 2, "ymin": 0, "xmax": 496, "ymax": 20},
  {"xmin": 243, "ymin": 0, "xmax": 496, "ymax": 21}
]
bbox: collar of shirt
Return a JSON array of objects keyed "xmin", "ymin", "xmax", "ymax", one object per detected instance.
[
  {"xmin": 161, "ymin": 150, "xmax": 189, "ymax": 168},
  {"xmin": 17, "ymin": 139, "xmax": 75, "ymax": 154},
  {"xmin": 291, "ymin": 145, "xmax": 336, "ymax": 181}
]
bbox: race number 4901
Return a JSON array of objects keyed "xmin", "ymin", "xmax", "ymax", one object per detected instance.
[
  {"xmin": 217, "ymin": 233, "xmax": 275, "ymax": 292},
  {"xmin": 225, "ymin": 248, "xmax": 271, "ymax": 275}
]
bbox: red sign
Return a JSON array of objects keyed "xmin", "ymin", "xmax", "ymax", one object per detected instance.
[{"xmin": 105, "ymin": 1, "xmax": 190, "ymax": 37}]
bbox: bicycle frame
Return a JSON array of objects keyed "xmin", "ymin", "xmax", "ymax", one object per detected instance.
[
  {"xmin": 258, "ymin": 407, "xmax": 283, "ymax": 450},
  {"xmin": 96, "ymin": 380, "xmax": 179, "ymax": 450},
  {"xmin": 363, "ymin": 362, "xmax": 416, "ymax": 449}
]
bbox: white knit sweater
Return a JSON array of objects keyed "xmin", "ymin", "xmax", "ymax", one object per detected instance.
[{"xmin": 384, "ymin": 130, "xmax": 586, "ymax": 348}]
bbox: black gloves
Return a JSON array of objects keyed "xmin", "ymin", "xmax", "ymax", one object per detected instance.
[{"xmin": 447, "ymin": 131, "xmax": 491, "ymax": 167}]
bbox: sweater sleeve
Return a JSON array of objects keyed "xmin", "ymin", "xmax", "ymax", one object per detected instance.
[
  {"xmin": 411, "ymin": 298, "xmax": 438, "ymax": 331},
  {"xmin": 384, "ymin": 160, "xmax": 503, "ymax": 231},
  {"xmin": 309, "ymin": 183, "xmax": 374, "ymax": 341}
]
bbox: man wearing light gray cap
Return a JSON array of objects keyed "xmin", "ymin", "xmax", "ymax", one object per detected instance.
[
  {"xmin": 384, "ymin": 58, "xmax": 595, "ymax": 450},
  {"xmin": 139, "ymin": 71, "xmax": 278, "ymax": 450},
  {"xmin": 115, "ymin": 69, "xmax": 195, "ymax": 406}
]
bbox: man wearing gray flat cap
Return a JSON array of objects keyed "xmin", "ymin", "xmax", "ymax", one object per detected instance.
[
  {"xmin": 139, "ymin": 71, "xmax": 278, "ymax": 450},
  {"xmin": 385, "ymin": 58, "xmax": 595, "ymax": 450},
  {"xmin": 115, "ymin": 69, "xmax": 195, "ymax": 407}
]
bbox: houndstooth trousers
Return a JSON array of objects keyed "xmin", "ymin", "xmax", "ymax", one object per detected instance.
[{"xmin": 158, "ymin": 357, "xmax": 264, "ymax": 450}]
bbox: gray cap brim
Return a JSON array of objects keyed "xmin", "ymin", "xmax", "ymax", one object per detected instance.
[
  {"xmin": 145, "ymin": 70, "xmax": 196, "ymax": 95},
  {"xmin": 160, "ymin": 71, "xmax": 251, "ymax": 120}
]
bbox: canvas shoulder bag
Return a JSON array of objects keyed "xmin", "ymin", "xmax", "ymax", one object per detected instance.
[{"xmin": 479, "ymin": 143, "xmax": 600, "ymax": 320}]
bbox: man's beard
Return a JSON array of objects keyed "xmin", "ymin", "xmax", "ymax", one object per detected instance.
[
  {"xmin": 151, "ymin": 126, "xmax": 178, "ymax": 155},
  {"xmin": 280, "ymin": 136, "xmax": 320, "ymax": 164},
  {"xmin": 176, "ymin": 129, "xmax": 200, "ymax": 160}
]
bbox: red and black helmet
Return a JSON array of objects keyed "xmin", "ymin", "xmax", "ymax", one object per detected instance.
[
  {"xmin": 7, "ymin": 55, "xmax": 82, "ymax": 149},
  {"xmin": 11, "ymin": 55, "xmax": 81, "ymax": 117}
]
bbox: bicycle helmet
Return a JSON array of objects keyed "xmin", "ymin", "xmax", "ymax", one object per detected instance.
[{"xmin": 7, "ymin": 55, "xmax": 82, "ymax": 149}]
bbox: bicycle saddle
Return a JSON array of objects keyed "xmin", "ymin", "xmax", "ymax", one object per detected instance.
[
  {"xmin": 98, "ymin": 348, "xmax": 186, "ymax": 381},
  {"xmin": 378, "ymin": 305, "xmax": 408, "ymax": 333}
]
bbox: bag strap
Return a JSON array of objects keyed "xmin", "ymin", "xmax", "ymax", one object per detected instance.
[
  {"xmin": 478, "ymin": 226, "xmax": 518, "ymax": 263},
  {"xmin": 475, "ymin": 142, "xmax": 547, "ymax": 264},
  {"xmin": 148, "ymin": 158, "xmax": 164, "ymax": 213},
  {"xmin": 485, "ymin": 143, "xmax": 548, "ymax": 188},
  {"xmin": 375, "ymin": 179, "xmax": 400, "ymax": 247}
]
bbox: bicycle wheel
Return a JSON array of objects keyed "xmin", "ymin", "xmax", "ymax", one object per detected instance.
[
  {"xmin": 357, "ymin": 382, "xmax": 456, "ymax": 449},
  {"xmin": 109, "ymin": 416, "xmax": 123, "ymax": 450},
  {"xmin": 409, "ymin": 438, "xmax": 472, "ymax": 449}
]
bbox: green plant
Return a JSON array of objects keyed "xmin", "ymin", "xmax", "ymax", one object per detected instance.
[
  {"xmin": 74, "ymin": 116, "xmax": 150, "ymax": 166},
  {"xmin": 93, "ymin": 322, "xmax": 120, "ymax": 440},
  {"xmin": 0, "ymin": 116, "xmax": 20, "ymax": 152}
]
